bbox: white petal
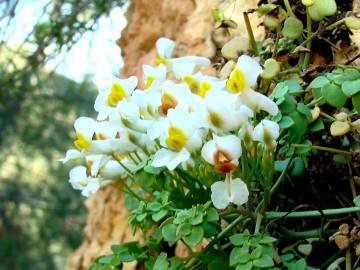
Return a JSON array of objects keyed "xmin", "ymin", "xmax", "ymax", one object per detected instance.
[
  {"xmin": 255, "ymin": 92, "xmax": 279, "ymax": 116},
  {"xmin": 114, "ymin": 76, "xmax": 138, "ymax": 96},
  {"xmin": 81, "ymin": 179, "xmax": 101, "ymax": 197},
  {"xmin": 235, "ymin": 55, "xmax": 262, "ymax": 88},
  {"xmin": 230, "ymin": 178, "xmax": 249, "ymax": 206},
  {"xmin": 74, "ymin": 117, "xmax": 97, "ymax": 140},
  {"xmin": 214, "ymin": 134, "xmax": 242, "ymax": 160},
  {"xmin": 211, "ymin": 181, "xmax": 230, "ymax": 209},
  {"xmin": 59, "ymin": 149, "xmax": 83, "ymax": 163},
  {"xmin": 156, "ymin": 37, "xmax": 176, "ymax": 58},
  {"xmin": 167, "ymin": 148, "xmax": 190, "ymax": 170},
  {"xmin": 201, "ymin": 140, "xmax": 216, "ymax": 165}
]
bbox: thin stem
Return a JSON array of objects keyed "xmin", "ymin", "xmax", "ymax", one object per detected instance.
[
  {"xmin": 254, "ymin": 213, "xmax": 263, "ymax": 234},
  {"xmin": 320, "ymin": 111, "xmax": 336, "ymax": 121},
  {"xmin": 265, "ymin": 206, "xmax": 360, "ymax": 219},
  {"xmin": 283, "ymin": 0, "xmax": 295, "ymax": 17},
  {"xmin": 123, "ymin": 182, "xmax": 144, "ymax": 201},
  {"xmin": 290, "ymin": 144, "xmax": 352, "ymax": 155},
  {"xmin": 134, "ymin": 151, "xmax": 143, "ymax": 162},
  {"xmin": 128, "ymin": 153, "xmax": 139, "ymax": 164},
  {"xmin": 112, "ymin": 154, "xmax": 135, "ymax": 177},
  {"xmin": 326, "ymin": 18, "xmax": 345, "ymax": 31},
  {"xmin": 302, "ymin": 8, "xmax": 312, "ymax": 69},
  {"xmin": 270, "ymin": 156, "xmax": 293, "ymax": 195},
  {"xmin": 346, "ymin": 248, "xmax": 351, "ymax": 270},
  {"xmin": 243, "ymin": 12, "xmax": 259, "ymax": 56},
  {"xmin": 306, "ymin": 96, "xmax": 324, "ymax": 107}
]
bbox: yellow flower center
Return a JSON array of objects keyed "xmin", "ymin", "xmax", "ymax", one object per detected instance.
[
  {"xmin": 198, "ymin": 81, "xmax": 212, "ymax": 98},
  {"xmin": 74, "ymin": 132, "xmax": 91, "ymax": 150},
  {"xmin": 183, "ymin": 75, "xmax": 199, "ymax": 93},
  {"xmin": 107, "ymin": 83, "xmax": 127, "ymax": 107},
  {"xmin": 165, "ymin": 126, "xmax": 188, "ymax": 151},
  {"xmin": 156, "ymin": 55, "xmax": 167, "ymax": 66},
  {"xmin": 226, "ymin": 68, "xmax": 246, "ymax": 93},
  {"xmin": 145, "ymin": 76, "xmax": 155, "ymax": 89}
]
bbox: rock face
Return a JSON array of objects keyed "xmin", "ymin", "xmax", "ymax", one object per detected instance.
[{"xmin": 66, "ymin": 1, "xmax": 261, "ymax": 269}]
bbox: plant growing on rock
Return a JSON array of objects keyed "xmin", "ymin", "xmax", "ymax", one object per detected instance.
[{"xmin": 62, "ymin": 0, "xmax": 360, "ymax": 269}]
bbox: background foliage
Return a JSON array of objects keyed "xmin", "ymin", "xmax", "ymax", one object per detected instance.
[{"xmin": 0, "ymin": 0, "xmax": 127, "ymax": 269}]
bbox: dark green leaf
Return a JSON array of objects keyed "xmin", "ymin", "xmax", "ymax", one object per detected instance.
[
  {"xmin": 297, "ymin": 103, "xmax": 312, "ymax": 119},
  {"xmin": 309, "ymin": 119, "xmax": 324, "ymax": 132},
  {"xmin": 282, "ymin": 17, "xmax": 303, "ymax": 39},
  {"xmin": 153, "ymin": 253, "xmax": 169, "ymax": 270},
  {"xmin": 279, "ymin": 116, "xmax": 295, "ymax": 128},
  {"xmin": 162, "ymin": 223, "xmax": 179, "ymax": 242},
  {"xmin": 322, "ymin": 83, "xmax": 347, "ymax": 108},
  {"xmin": 288, "ymin": 111, "xmax": 308, "ymax": 137},
  {"xmin": 352, "ymin": 92, "xmax": 360, "ymax": 112}
]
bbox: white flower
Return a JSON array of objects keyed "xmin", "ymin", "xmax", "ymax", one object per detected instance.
[
  {"xmin": 226, "ymin": 55, "xmax": 278, "ymax": 116},
  {"xmin": 155, "ymin": 37, "xmax": 210, "ymax": 79},
  {"xmin": 94, "ymin": 76, "xmax": 138, "ymax": 120},
  {"xmin": 201, "ymin": 134, "xmax": 242, "ymax": 173},
  {"xmin": 142, "ymin": 64, "xmax": 167, "ymax": 90},
  {"xmin": 151, "ymin": 106, "xmax": 203, "ymax": 170},
  {"xmin": 226, "ymin": 55, "xmax": 263, "ymax": 93},
  {"xmin": 253, "ymin": 119, "xmax": 280, "ymax": 149},
  {"xmin": 68, "ymin": 166, "xmax": 101, "ymax": 197},
  {"xmin": 211, "ymin": 173, "xmax": 249, "ymax": 209},
  {"xmin": 73, "ymin": 117, "xmax": 137, "ymax": 155},
  {"xmin": 183, "ymin": 72, "xmax": 226, "ymax": 98},
  {"xmin": 59, "ymin": 149, "xmax": 83, "ymax": 164},
  {"xmin": 238, "ymin": 89, "xmax": 279, "ymax": 116},
  {"xmin": 205, "ymin": 90, "xmax": 253, "ymax": 132}
]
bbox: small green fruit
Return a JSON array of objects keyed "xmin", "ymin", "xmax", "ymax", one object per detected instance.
[
  {"xmin": 282, "ymin": 17, "xmax": 304, "ymax": 40},
  {"xmin": 345, "ymin": 17, "xmax": 360, "ymax": 30}
]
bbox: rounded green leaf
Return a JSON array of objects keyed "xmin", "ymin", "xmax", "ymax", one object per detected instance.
[
  {"xmin": 342, "ymin": 79, "xmax": 360, "ymax": 97},
  {"xmin": 162, "ymin": 223, "xmax": 179, "ymax": 242},
  {"xmin": 321, "ymin": 83, "xmax": 347, "ymax": 108},
  {"xmin": 298, "ymin": 244, "xmax": 313, "ymax": 256},
  {"xmin": 253, "ymin": 255, "xmax": 274, "ymax": 268},
  {"xmin": 183, "ymin": 225, "xmax": 204, "ymax": 246},
  {"xmin": 279, "ymin": 116, "xmax": 295, "ymax": 128},
  {"xmin": 352, "ymin": 92, "xmax": 360, "ymax": 112},
  {"xmin": 282, "ymin": 17, "xmax": 304, "ymax": 40},
  {"xmin": 235, "ymin": 262, "xmax": 253, "ymax": 270},
  {"xmin": 288, "ymin": 111, "xmax": 308, "ymax": 137},
  {"xmin": 309, "ymin": 76, "xmax": 329, "ymax": 88},
  {"xmin": 290, "ymin": 157, "xmax": 305, "ymax": 177}
]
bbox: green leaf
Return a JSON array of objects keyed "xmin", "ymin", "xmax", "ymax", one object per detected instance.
[
  {"xmin": 190, "ymin": 213, "xmax": 203, "ymax": 225},
  {"xmin": 152, "ymin": 209, "xmax": 168, "ymax": 222},
  {"xmin": 230, "ymin": 233, "xmax": 250, "ymax": 246},
  {"xmin": 288, "ymin": 111, "xmax": 308, "ymax": 137},
  {"xmin": 290, "ymin": 258, "xmax": 306, "ymax": 270},
  {"xmin": 275, "ymin": 159, "xmax": 290, "ymax": 172},
  {"xmin": 297, "ymin": 103, "xmax": 312, "ymax": 119},
  {"xmin": 235, "ymin": 262, "xmax": 253, "ymax": 270},
  {"xmin": 298, "ymin": 244, "xmax": 312, "ymax": 256},
  {"xmin": 256, "ymin": 4, "xmax": 278, "ymax": 15},
  {"xmin": 153, "ymin": 253, "xmax": 169, "ymax": 270},
  {"xmin": 148, "ymin": 201, "xmax": 162, "ymax": 212},
  {"xmin": 184, "ymin": 225, "xmax": 204, "ymax": 246},
  {"xmin": 279, "ymin": 94, "xmax": 297, "ymax": 114},
  {"xmin": 162, "ymin": 223, "xmax": 179, "ymax": 242},
  {"xmin": 310, "ymin": 76, "xmax": 329, "ymax": 88},
  {"xmin": 343, "ymin": 68, "xmax": 360, "ymax": 80},
  {"xmin": 144, "ymin": 164, "xmax": 164, "ymax": 175},
  {"xmin": 253, "ymin": 255, "xmax": 274, "ymax": 268},
  {"xmin": 230, "ymin": 247, "xmax": 250, "ymax": 266},
  {"xmin": 282, "ymin": 17, "xmax": 303, "ymax": 39},
  {"xmin": 352, "ymin": 92, "xmax": 360, "ymax": 112},
  {"xmin": 251, "ymin": 246, "xmax": 263, "ymax": 259},
  {"xmin": 177, "ymin": 223, "xmax": 192, "ymax": 236},
  {"xmin": 342, "ymin": 79, "xmax": 360, "ymax": 97},
  {"xmin": 354, "ymin": 195, "xmax": 360, "ymax": 207},
  {"xmin": 279, "ymin": 116, "xmax": 295, "ymax": 128},
  {"xmin": 205, "ymin": 207, "xmax": 219, "ymax": 222},
  {"xmin": 259, "ymin": 236, "xmax": 277, "ymax": 244},
  {"xmin": 280, "ymin": 253, "xmax": 295, "ymax": 262},
  {"xmin": 321, "ymin": 83, "xmax": 347, "ymax": 108},
  {"xmin": 284, "ymin": 80, "xmax": 303, "ymax": 94},
  {"xmin": 309, "ymin": 119, "xmax": 324, "ymax": 132},
  {"xmin": 290, "ymin": 157, "xmax": 305, "ymax": 177},
  {"xmin": 133, "ymin": 171, "xmax": 155, "ymax": 189},
  {"xmin": 272, "ymin": 82, "xmax": 289, "ymax": 99}
]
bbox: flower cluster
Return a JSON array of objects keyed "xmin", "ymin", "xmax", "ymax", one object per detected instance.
[{"xmin": 61, "ymin": 37, "xmax": 280, "ymax": 209}]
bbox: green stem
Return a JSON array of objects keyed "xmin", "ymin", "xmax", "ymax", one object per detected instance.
[
  {"xmin": 290, "ymin": 144, "xmax": 352, "ymax": 155},
  {"xmin": 254, "ymin": 213, "xmax": 263, "ymax": 234},
  {"xmin": 345, "ymin": 248, "xmax": 351, "ymax": 270},
  {"xmin": 283, "ymin": 0, "xmax": 295, "ymax": 17},
  {"xmin": 302, "ymin": 8, "xmax": 312, "ymax": 69},
  {"xmin": 243, "ymin": 12, "xmax": 259, "ymax": 56},
  {"xmin": 265, "ymin": 206, "xmax": 360, "ymax": 219},
  {"xmin": 326, "ymin": 18, "xmax": 345, "ymax": 31},
  {"xmin": 320, "ymin": 111, "xmax": 336, "ymax": 121},
  {"xmin": 203, "ymin": 215, "xmax": 249, "ymax": 252},
  {"xmin": 306, "ymin": 96, "xmax": 324, "ymax": 107},
  {"xmin": 123, "ymin": 182, "xmax": 144, "ymax": 201},
  {"xmin": 270, "ymin": 156, "xmax": 293, "ymax": 195}
]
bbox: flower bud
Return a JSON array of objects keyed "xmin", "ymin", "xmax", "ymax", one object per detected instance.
[{"xmin": 330, "ymin": 121, "xmax": 350, "ymax": 137}]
